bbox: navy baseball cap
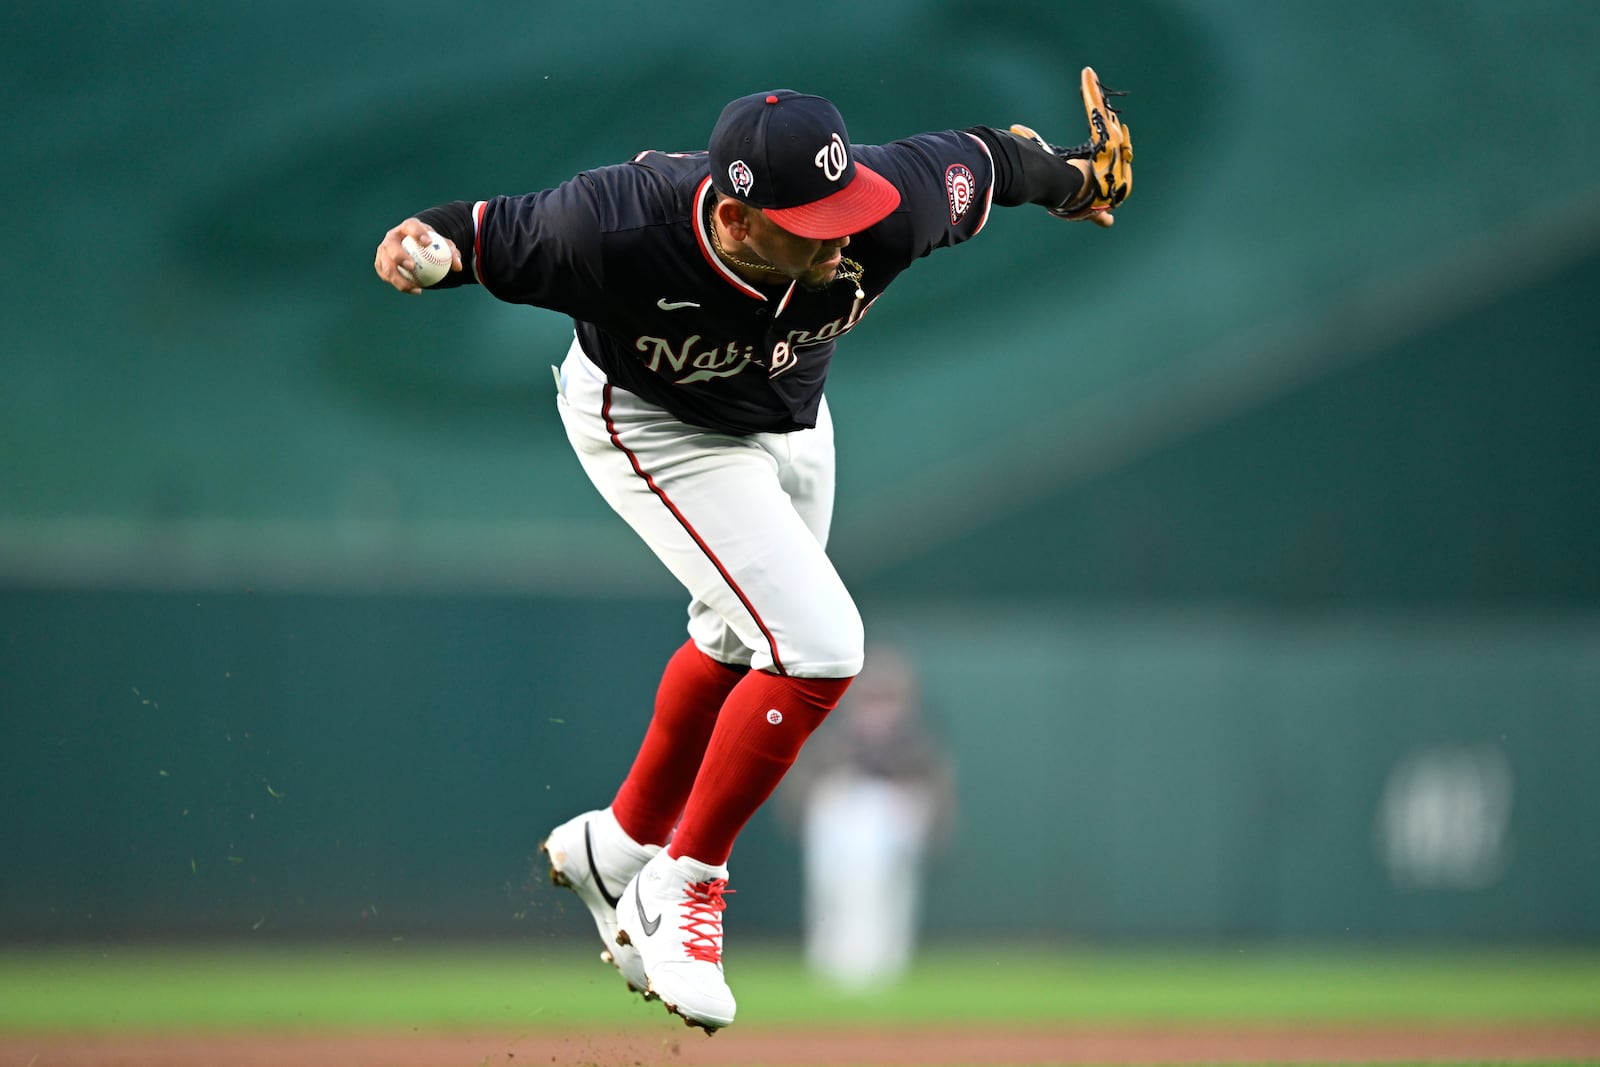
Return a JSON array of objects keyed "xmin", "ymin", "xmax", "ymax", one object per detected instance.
[{"xmin": 708, "ymin": 90, "xmax": 901, "ymax": 239}]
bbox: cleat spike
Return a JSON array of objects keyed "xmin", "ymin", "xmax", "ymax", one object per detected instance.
[{"xmin": 663, "ymin": 1000, "xmax": 721, "ymax": 1034}]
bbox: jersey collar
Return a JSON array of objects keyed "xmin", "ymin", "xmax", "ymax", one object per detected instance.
[{"xmin": 693, "ymin": 176, "xmax": 797, "ymax": 309}]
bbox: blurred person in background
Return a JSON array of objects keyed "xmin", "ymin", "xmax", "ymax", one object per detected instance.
[{"xmin": 781, "ymin": 644, "xmax": 954, "ymax": 990}]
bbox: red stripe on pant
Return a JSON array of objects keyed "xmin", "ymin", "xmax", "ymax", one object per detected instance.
[{"xmin": 601, "ymin": 383, "xmax": 786, "ymax": 674}]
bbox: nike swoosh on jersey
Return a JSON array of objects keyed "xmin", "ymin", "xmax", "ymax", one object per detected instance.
[
  {"xmin": 634, "ymin": 877, "xmax": 662, "ymax": 937},
  {"xmin": 583, "ymin": 822, "xmax": 621, "ymax": 909},
  {"xmin": 656, "ymin": 298, "xmax": 701, "ymax": 310}
]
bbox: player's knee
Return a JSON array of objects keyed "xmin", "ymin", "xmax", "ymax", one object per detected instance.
[{"xmin": 787, "ymin": 602, "xmax": 864, "ymax": 678}]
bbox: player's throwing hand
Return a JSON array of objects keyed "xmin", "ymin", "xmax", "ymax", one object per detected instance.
[{"xmin": 374, "ymin": 218, "xmax": 462, "ymax": 294}]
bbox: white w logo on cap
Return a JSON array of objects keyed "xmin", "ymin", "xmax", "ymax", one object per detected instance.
[{"xmin": 814, "ymin": 133, "xmax": 847, "ymax": 183}]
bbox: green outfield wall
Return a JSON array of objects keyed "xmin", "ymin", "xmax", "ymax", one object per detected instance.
[{"xmin": 3, "ymin": 590, "xmax": 1596, "ymax": 942}]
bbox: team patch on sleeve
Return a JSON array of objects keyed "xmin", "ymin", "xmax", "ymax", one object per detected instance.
[{"xmin": 945, "ymin": 163, "xmax": 976, "ymax": 224}]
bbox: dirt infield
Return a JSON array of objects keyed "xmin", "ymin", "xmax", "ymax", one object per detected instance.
[{"xmin": 7, "ymin": 1024, "xmax": 1600, "ymax": 1066}]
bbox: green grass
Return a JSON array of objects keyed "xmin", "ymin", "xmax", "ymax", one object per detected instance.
[{"xmin": 2, "ymin": 940, "xmax": 1597, "ymax": 1033}]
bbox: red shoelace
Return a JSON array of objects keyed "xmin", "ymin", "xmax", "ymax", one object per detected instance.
[{"xmin": 680, "ymin": 879, "xmax": 732, "ymax": 963}]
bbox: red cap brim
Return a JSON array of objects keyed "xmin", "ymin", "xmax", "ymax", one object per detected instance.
[{"xmin": 762, "ymin": 162, "xmax": 901, "ymax": 239}]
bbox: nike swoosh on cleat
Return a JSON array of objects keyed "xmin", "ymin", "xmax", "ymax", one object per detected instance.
[
  {"xmin": 656, "ymin": 298, "xmax": 701, "ymax": 310},
  {"xmin": 634, "ymin": 877, "xmax": 662, "ymax": 937},
  {"xmin": 583, "ymin": 823, "xmax": 621, "ymax": 908}
]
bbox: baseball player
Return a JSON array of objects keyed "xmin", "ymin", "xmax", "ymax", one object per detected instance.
[{"xmin": 373, "ymin": 72, "xmax": 1132, "ymax": 1033}]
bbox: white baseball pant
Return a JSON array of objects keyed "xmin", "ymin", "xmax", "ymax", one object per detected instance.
[{"xmin": 555, "ymin": 337, "xmax": 864, "ymax": 678}]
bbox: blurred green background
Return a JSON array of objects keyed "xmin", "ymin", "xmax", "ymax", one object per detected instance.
[{"xmin": 3, "ymin": 0, "xmax": 1598, "ymax": 951}]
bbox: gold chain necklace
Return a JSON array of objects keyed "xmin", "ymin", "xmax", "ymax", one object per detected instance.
[
  {"xmin": 835, "ymin": 256, "xmax": 866, "ymax": 299},
  {"xmin": 708, "ymin": 219, "xmax": 789, "ymax": 278},
  {"xmin": 709, "ymin": 215, "xmax": 866, "ymax": 299}
]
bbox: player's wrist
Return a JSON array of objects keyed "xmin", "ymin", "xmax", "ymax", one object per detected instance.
[
  {"xmin": 414, "ymin": 200, "xmax": 478, "ymax": 287},
  {"xmin": 1051, "ymin": 160, "xmax": 1096, "ymax": 217}
]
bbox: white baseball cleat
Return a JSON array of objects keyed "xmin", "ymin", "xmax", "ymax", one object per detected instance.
[
  {"xmin": 539, "ymin": 807, "xmax": 660, "ymax": 998},
  {"xmin": 615, "ymin": 851, "xmax": 737, "ymax": 1032}
]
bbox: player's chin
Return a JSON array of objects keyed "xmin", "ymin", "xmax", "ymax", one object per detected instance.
[{"xmin": 800, "ymin": 263, "xmax": 839, "ymax": 291}]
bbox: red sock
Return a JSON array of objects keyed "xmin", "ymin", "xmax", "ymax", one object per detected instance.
[
  {"xmin": 669, "ymin": 672, "xmax": 853, "ymax": 866},
  {"xmin": 611, "ymin": 640, "xmax": 745, "ymax": 845}
]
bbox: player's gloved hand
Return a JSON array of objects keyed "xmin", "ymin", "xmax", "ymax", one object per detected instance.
[{"xmin": 1011, "ymin": 66, "xmax": 1132, "ymax": 228}]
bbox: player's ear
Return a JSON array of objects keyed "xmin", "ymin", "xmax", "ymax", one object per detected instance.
[{"xmin": 717, "ymin": 197, "xmax": 753, "ymax": 241}]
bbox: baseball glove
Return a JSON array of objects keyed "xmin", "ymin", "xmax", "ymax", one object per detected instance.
[{"xmin": 1011, "ymin": 66, "xmax": 1133, "ymax": 224}]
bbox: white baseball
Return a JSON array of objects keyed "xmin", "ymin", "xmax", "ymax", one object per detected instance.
[{"xmin": 399, "ymin": 231, "xmax": 452, "ymax": 287}]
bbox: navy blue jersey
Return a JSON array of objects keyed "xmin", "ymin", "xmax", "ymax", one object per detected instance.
[{"xmin": 470, "ymin": 131, "xmax": 996, "ymax": 435}]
